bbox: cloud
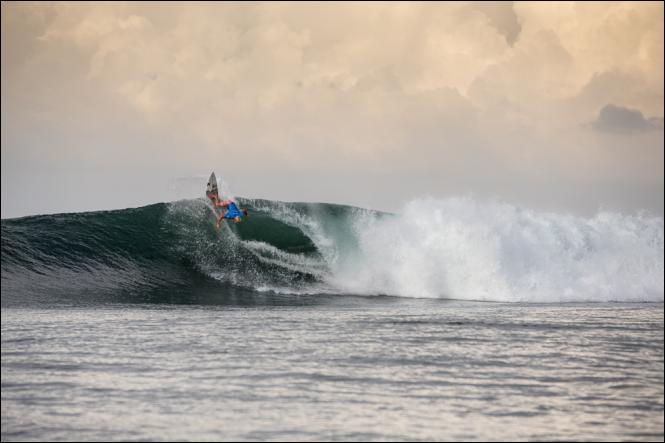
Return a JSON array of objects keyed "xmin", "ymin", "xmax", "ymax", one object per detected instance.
[
  {"xmin": 1, "ymin": 2, "xmax": 663, "ymax": 217},
  {"xmin": 469, "ymin": 1, "xmax": 522, "ymax": 46},
  {"xmin": 591, "ymin": 104, "xmax": 663, "ymax": 134},
  {"xmin": 572, "ymin": 69, "xmax": 663, "ymax": 123}
]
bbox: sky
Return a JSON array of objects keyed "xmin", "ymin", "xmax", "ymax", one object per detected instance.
[{"xmin": 2, "ymin": 1, "xmax": 663, "ymax": 218}]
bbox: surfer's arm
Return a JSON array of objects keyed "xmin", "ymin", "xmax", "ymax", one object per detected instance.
[{"xmin": 210, "ymin": 196, "xmax": 225, "ymax": 207}]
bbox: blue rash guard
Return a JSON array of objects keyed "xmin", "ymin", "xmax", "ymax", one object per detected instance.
[{"xmin": 223, "ymin": 202, "xmax": 243, "ymax": 219}]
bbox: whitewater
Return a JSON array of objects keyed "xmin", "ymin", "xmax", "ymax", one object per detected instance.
[{"xmin": 244, "ymin": 197, "xmax": 664, "ymax": 302}]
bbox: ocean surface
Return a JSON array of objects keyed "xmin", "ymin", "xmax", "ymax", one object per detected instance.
[{"xmin": 2, "ymin": 197, "xmax": 664, "ymax": 441}]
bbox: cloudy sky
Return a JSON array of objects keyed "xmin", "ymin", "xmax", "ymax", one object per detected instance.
[{"xmin": 2, "ymin": 1, "xmax": 663, "ymax": 218}]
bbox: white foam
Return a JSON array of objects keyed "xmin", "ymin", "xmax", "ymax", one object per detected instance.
[{"xmin": 317, "ymin": 198, "xmax": 664, "ymax": 302}]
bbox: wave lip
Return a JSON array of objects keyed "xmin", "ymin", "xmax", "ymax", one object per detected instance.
[{"xmin": 2, "ymin": 197, "xmax": 663, "ymax": 304}]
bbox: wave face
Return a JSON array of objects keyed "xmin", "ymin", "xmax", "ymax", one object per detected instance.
[{"xmin": 2, "ymin": 197, "xmax": 663, "ymax": 304}]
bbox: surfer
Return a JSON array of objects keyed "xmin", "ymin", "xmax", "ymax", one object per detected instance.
[{"xmin": 210, "ymin": 195, "xmax": 248, "ymax": 228}]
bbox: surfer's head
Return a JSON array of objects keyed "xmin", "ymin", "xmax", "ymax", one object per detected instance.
[{"xmin": 243, "ymin": 209, "xmax": 249, "ymax": 217}]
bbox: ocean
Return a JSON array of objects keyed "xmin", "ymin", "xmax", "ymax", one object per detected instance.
[{"xmin": 2, "ymin": 197, "xmax": 663, "ymax": 441}]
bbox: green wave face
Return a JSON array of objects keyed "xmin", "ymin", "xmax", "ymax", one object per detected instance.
[{"xmin": 1, "ymin": 198, "xmax": 376, "ymax": 305}]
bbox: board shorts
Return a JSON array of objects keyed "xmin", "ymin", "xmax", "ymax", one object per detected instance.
[{"xmin": 223, "ymin": 202, "xmax": 243, "ymax": 219}]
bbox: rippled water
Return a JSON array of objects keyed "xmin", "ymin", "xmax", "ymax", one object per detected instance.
[{"xmin": 2, "ymin": 297, "xmax": 663, "ymax": 441}]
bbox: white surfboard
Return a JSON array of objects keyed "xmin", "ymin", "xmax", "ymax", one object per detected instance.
[{"xmin": 206, "ymin": 172, "xmax": 219, "ymax": 201}]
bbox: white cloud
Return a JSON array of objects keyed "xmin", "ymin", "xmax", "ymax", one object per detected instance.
[{"xmin": 1, "ymin": 2, "xmax": 663, "ymax": 217}]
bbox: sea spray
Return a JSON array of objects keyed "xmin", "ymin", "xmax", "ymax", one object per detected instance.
[{"xmin": 325, "ymin": 198, "xmax": 664, "ymax": 302}]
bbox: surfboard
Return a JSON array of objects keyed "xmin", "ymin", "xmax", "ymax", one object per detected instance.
[{"xmin": 206, "ymin": 172, "xmax": 219, "ymax": 201}]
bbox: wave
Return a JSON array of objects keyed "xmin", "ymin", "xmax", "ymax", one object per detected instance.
[{"xmin": 2, "ymin": 197, "xmax": 663, "ymax": 304}]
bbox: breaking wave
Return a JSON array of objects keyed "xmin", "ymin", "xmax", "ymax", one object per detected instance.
[{"xmin": 2, "ymin": 197, "xmax": 663, "ymax": 304}]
